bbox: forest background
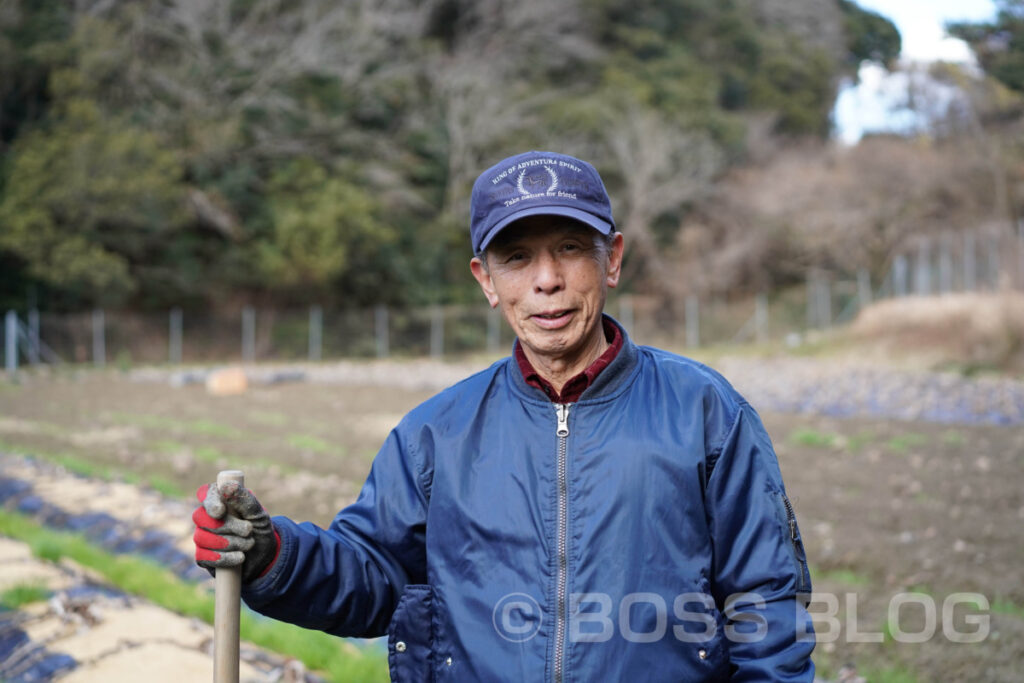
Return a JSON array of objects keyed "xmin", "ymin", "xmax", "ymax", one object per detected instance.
[{"xmin": 0, "ymin": 0, "xmax": 1019, "ymax": 319}]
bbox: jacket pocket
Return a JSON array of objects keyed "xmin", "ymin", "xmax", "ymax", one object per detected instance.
[
  {"xmin": 773, "ymin": 491, "xmax": 812, "ymax": 595},
  {"xmin": 388, "ymin": 584, "xmax": 434, "ymax": 683}
]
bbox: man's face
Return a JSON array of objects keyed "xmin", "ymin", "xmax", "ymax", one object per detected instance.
[{"xmin": 470, "ymin": 216, "xmax": 624, "ymax": 366}]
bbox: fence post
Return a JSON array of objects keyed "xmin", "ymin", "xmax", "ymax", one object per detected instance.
[
  {"xmin": 986, "ymin": 235, "xmax": 1000, "ymax": 289},
  {"xmin": 938, "ymin": 236, "xmax": 953, "ymax": 294},
  {"xmin": 914, "ymin": 239, "xmax": 931, "ymax": 296},
  {"xmin": 308, "ymin": 305, "xmax": 322, "ymax": 362},
  {"xmin": 430, "ymin": 305, "xmax": 444, "ymax": 358},
  {"xmin": 242, "ymin": 307, "xmax": 255, "ymax": 363},
  {"xmin": 807, "ymin": 270, "xmax": 830, "ymax": 328},
  {"xmin": 893, "ymin": 255, "xmax": 909, "ymax": 297},
  {"xmin": 1018, "ymin": 219, "xmax": 1024, "ymax": 290},
  {"xmin": 169, "ymin": 308, "xmax": 183, "ymax": 364},
  {"xmin": 375, "ymin": 305, "xmax": 389, "ymax": 358},
  {"xmin": 5, "ymin": 311, "xmax": 17, "ymax": 376},
  {"xmin": 964, "ymin": 233, "xmax": 976, "ymax": 291},
  {"xmin": 27, "ymin": 309, "xmax": 40, "ymax": 365},
  {"xmin": 806, "ymin": 271, "xmax": 817, "ymax": 327},
  {"xmin": 816, "ymin": 274, "xmax": 831, "ymax": 328},
  {"xmin": 618, "ymin": 295, "xmax": 634, "ymax": 338},
  {"xmin": 857, "ymin": 269, "xmax": 872, "ymax": 311},
  {"xmin": 92, "ymin": 309, "xmax": 106, "ymax": 368},
  {"xmin": 487, "ymin": 307, "xmax": 501, "ymax": 353},
  {"xmin": 685, "ymin": 295, "xmax": 700, "ymax": 348},
  {"xmin": 755, "ymin": 294, "xmax": 768, "ymax": 343}
]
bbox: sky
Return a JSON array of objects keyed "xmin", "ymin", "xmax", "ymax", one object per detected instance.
[
  {"xmin": 833, "ymin": 0, "xmax": 999, "ymax": 144},
  {"xmin": 855, "ymin": 0, "xmax": 998, "ymax": 62}
]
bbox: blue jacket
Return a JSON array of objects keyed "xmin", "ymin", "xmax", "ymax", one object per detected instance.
[{"xmin": 243, "ymin": 320, "xmax": 815, "ymax": 681}]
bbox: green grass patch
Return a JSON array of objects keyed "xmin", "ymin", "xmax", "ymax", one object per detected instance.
[
  {"xmin": 940, "ymin": 430, "xmax": 965, "ymax": 447},
  {"xmin": 846, "ymin": 430, "xmax": 874, "ymax": 451},
  {"xmin": 188, "ymin": 418, "xmax": 243, "ymax": 438},
  {"xmin": 191, "ymin": 445, "xmax": 293, "ymax": 473},
  {"xmin": 886, "ymin": 432, "xmax": 927, "ymax": 453},
  {"xmin": 195, "ymin": 445, "xmax": 229, "ymax": 463},
  {"xmin": 146, "ymin": 474, "xmax": 187, "ymax": 498},
  {"xmin": 288, "ymin": 434, "xmax": 336, "ymax": 454},
  {"xmin": 861, "ymin": 663, "xmax": 919, "ymax": 683},
  {"xmin": 991, "ymin": 598, "xmax": 1024, "ymax": 619},
  {"xmin": 810, "ymin": 652, "xmax": 916, "ymax": 683},
  {"xmin": 108, "ymin": 412, "xmax": 181, "ymax": 430},
  {"xmin": 54, "ymin": 451, "xmax": 117, "ymax": 479},
  {"xmin": 810, "ymin": 566, "xmax": 871, "ymax": 586},
  {"xmin": 0, "ymin": 509, "xmax": 387, "ymax": 682},
  {"xmin": 810, "ymin": 653, "xmax": 837, "ymax": 682},
  {"xmin": 0, "ymin": 440, "xmax": 117, "ymax": 481},
  {"xmin": 789, "ymin": 428, "xmax": 839, "ymax": 449},
  {"xmin": 109, "ymin": 412, "xmax": 243, "ymax": 438},
  {"xmin": 251, "ymin": 411, "xmax": 289, "ymax": 427},
  {"xmin": 153, "ymin": 439, "xmax": 189, "ymax": 453},
  {"xmin": 0, "ymin": 417, "xmax": 65, "ymax": 437},
  {"xmin": 0, "ymin": 582, "xmax": 51, "ymax": 609},
  {"xmin": 0, "ymin": 440, "xmax": 185, "ymax": 500}
]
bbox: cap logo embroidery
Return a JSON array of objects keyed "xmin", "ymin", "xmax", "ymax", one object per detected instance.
[
  {"xmin": 517, "ymin": 166, "xmax": 559, "ymax": 196},
  {"xmin": 471, "ymin": 151, "xmax": 613, "ymax": 253}
]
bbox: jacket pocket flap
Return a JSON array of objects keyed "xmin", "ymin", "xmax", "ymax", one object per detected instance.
[{"xmin": 388, "ymin": 584, "xmax": 433, "ymax": 682}]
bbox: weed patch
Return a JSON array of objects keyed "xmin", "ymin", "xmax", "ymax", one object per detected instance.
[
  {"xmin": 288, "ymin": 434, "xmax": 336, "ymax": 454},
  {"xmin": 886, "ymin": 433, "xmax": 927, "ymax": 453},
  {"xmin": 790, "ymin": 428, "xmax": 839, "ymax": 449},
  {"xmin": 195, "ymin": 445, "xmax": 229, "ymax": 463},
  {"xmin": 251, "ymin": 411, "xmax": 288, "ymax": 427},
  {"xmin": 0, "ymin": 582, "xmax": 51, "ymax": 609},
  {"xmin": 0, "ymin": 509, "xmax": 387, "ymax": 681},
  {"xmin": 811, "ymin": 565, "xmax": 871, "ymax": 586},
  {"xmin": 109, "ymin": 412, "xmax": 243, "ymax": 438},
  {"xmin": 940, "ymin": 430, "xmax": 965, "ymax": 447},
  {"xmin": 991, "ymin": 597, "xmax": 1024, "ymax": 620}
]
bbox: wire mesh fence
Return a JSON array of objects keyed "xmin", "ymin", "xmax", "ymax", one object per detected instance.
[{"xmin": 4, "ymin": 227, "xmax": 1024, "ymax": 372}]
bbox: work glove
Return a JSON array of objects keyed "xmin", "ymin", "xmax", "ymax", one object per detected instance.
[{"xmin": 192, "ymin": 481, "xmax": 280, "ymax": 584}]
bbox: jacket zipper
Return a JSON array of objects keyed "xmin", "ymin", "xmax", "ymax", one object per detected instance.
[
  {"xmin": 553, "ymin": 403, "xmax": 570, "ymax": 683},
  {"xmin": 781, "ymin": 493, "xmax": 810, "ymax": 593}
]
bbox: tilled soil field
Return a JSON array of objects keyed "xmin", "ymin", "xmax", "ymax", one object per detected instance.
[{"xmin": 1, "ymin": 356, "xmax": 1022, "ymax": 682}]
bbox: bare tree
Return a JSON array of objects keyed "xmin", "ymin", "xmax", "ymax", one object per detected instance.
[
  {"xmin": 419, "ymin": 0, "xmax": 601, "ymax": 218},
  {"xmin": 605, "ymin": 105, "xmax": 724, "ymax": 299},
  {"xmin": 685, "ymin": 136, "xmax": 999, "ymax": 296}
]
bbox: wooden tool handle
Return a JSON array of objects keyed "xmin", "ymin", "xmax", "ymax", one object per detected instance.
[{"xmin": 214, "ymin": 469, "xmax": 244, "ymax": 683}]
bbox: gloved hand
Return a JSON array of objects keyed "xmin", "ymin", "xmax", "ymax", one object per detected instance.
[{"xmin": 192, "ymin": 481, "xmax": 280, "ymax": 583}]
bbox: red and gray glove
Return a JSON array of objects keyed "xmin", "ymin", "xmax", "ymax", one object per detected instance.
[{"xmin": 192, "ymin": 482, "xmax": 281, "ymax": 584}]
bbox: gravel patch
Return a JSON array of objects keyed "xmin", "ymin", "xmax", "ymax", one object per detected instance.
[{"xmin": 131, "ymin": 355, "xmax": 1024, "ymax": 426}]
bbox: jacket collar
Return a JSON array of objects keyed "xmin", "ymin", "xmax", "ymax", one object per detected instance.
[{"xmin": 506, "ymin": 314, "xmax": 640, "ymax": 404}]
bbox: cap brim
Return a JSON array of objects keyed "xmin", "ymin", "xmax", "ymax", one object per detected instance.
[{"xmin": 477, "ymin": 206, "xmax": 614, "ymax": 253}]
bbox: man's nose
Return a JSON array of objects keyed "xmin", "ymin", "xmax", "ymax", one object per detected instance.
[{"xmin": 533, "ymin": 252, "xmax": 564, "ymax": 294}]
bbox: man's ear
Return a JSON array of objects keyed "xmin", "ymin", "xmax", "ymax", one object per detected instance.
[
  {"xmin": 606, "ymin": 233, "xmax": 625, "ymax": 288},
  {"xmin": 470, "ymin": 256, "xmax": 500, "ymax": 308}
]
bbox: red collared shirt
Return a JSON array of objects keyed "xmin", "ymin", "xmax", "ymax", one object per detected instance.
[{"xmin": 514, "ymin": 318, "xmax": 623, "ymax": 403}]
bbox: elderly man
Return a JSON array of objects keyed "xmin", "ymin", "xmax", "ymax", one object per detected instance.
[{"xmin": 193, "ymin": 151, "xmax": 815, "ymax": 681}]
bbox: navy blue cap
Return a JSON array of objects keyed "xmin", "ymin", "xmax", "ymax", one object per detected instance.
[{"xmin": 470, "ymin": 151, "xmax": 615, "ymax": 254}]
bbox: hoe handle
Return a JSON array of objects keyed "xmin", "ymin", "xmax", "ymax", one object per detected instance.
[{"xmin": 214, "ymin": 469, "xmax": 244, "ymax": 683}]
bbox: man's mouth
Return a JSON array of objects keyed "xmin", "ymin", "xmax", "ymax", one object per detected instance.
[{"xmin": 531, "ymin": 309, "xmax": 574, "ymax": 328}]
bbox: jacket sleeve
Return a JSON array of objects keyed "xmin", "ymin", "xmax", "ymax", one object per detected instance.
[
  {"xmin": 240, "ymin": 423, "xmax": 430, "ymax": 638},
  {"xmin": 704, "ymin": 400, "xmax": 815, "ymax": 681}
]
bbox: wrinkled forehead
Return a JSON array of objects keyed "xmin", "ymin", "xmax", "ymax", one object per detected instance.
[{"xmin": 485, "ymin": 215, "xmax": 597, "ymax": 252}]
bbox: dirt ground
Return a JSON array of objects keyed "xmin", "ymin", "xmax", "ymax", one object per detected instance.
[{"xmin": 1, "ymin": 363, "xmax": 1023, "ymax": 682}]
